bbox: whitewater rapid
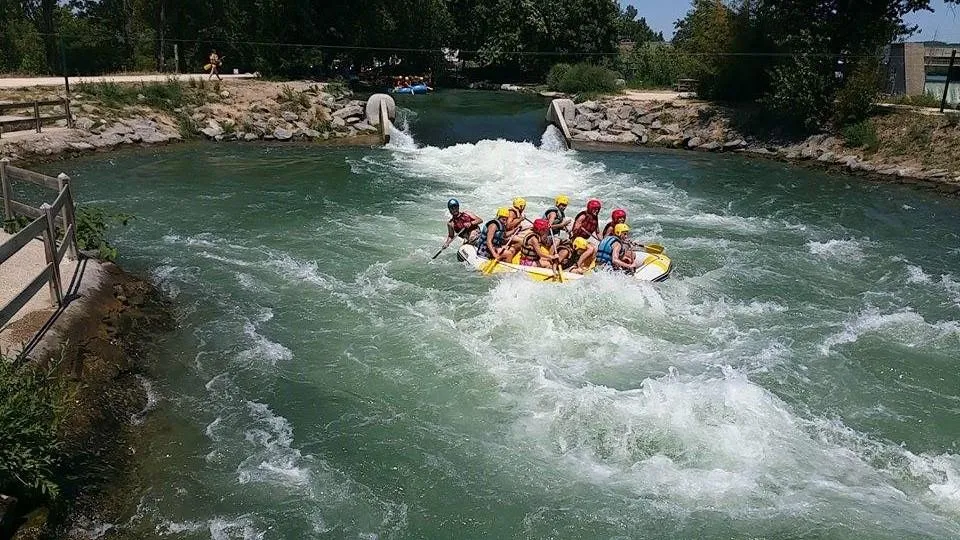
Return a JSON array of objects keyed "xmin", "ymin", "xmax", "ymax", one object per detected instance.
[{"xmin": 64, "ymin": 118, "xmax": 960, "ymax": 538}]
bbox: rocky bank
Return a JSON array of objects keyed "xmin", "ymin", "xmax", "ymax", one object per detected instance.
[
  {"xmin": 0, "ymin": 80, "xmax": 382, "ymax": 164},
  {"xmin": 562, "ymin": 97, "xmax": 960, "ymax": 194}
]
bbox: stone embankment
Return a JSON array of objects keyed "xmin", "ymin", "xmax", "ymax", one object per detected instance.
[
  {"xmin": 559, "ymin": 98, "xmax": 960, "ymax": 193},
  {"xmin": 0, "ymin": 81, "xmax": 385, "ymax": 164}
]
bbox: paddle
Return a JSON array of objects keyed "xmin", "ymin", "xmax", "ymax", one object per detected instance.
[
  {"xmin": 431, "ymin": 227, "xmax": 463, "ymax": 260},
  {"xmin": 481, "ymin": 224, "xmax": 525, "ymax": 275},
  {"xmin": 547, "ymin": 228, "xmax": 564, "ymax": 283},
  {"xmin": 626, "ymin": 241, "xmax": 664, "ymax": 255}
]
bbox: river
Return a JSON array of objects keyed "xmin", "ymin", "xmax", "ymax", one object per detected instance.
[{"xmin": 48, "ymin": 90, "xmax": 960, "ymax": 539}]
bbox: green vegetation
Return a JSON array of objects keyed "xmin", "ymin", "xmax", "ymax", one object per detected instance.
[
  {"xmin": 663, "ymin": 0, "xmax": 960, "ymax": 133},
  {"xmin": 546, "ymin": 63, "xmax": 620, "ymax": 96},
  {"xmin": 616, "ymin": 44, "xmax": 697, "ymax": 89},
  {"xmin": 76, "ymin": 78, "xmax": 215, "ymax": 111},
  {"xmin": 75, "ymin": 206, "xmax": 132, "ymax": 262},
  {"xmin": 842, "ymin": 120, "xmax": 880, "ymax": 153},
  {"xmin": 0, "ymin": 357, "xmax": 66, "ymax": 502},
  {"xmin": 277, "ymin": 85, "xmax": 311, "ymax": 110},
  {"xmin": 884, "ymin": 92, "xmax": 957, "ymax": 110}
]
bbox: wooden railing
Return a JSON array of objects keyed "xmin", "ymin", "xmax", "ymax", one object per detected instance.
[
  {"xmin": 0, "ymin": 98, "xmax": 74, "ymax": 138},
  {"xmin": 0, "ymin": 158, "xmax": 79, "ymax": 330}
]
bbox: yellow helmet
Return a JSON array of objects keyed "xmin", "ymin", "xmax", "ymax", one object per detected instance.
[
  {"xmin": 614, "ymin": 223, "xmax": 630, "ymax": 235},
  {"xmin": 555, "ymin": 194, "xmax": 570, "ymax": 206},
  {"xmin": 496, "ymin": 207, "xmax": 510, "ymax": 218},
  {"xmin": 572, "ymin": 237, "xmax": 589, "ymax": 250},
  {"xmin": 512, "ymin": 197, "xmax": 526, "ymax": 209}
]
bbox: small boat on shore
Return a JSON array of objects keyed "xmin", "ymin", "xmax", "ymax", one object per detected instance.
[
  {"xmin": 391, "ymin": 83, "xmax": 432, "ymax": 95},
  {"xmin": 456, "ymin": 244, "xmax": 672, "ymax": 282}
]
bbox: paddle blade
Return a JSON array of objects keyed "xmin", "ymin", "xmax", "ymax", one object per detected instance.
[{"xmin": 431, "ymin": 248, "xmax": 445, "ymax": 260}]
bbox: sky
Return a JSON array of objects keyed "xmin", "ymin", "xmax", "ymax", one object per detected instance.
[{"xmin": 621, "ymin": 0, "xmax": 960, "ymax": 43}]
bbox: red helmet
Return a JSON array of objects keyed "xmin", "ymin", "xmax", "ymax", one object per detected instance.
[
  {"xmin": 533, "ymin": 218, "xmax": 550, "ymax": 233},
  {"xmin": 587, "ymin": 199, "xmax": 601, "ymax": 213},
  {"xmin": 612, "ymin": 208, "xmax": 627, "ymax": 221}
]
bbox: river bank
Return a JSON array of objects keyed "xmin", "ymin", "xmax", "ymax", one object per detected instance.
[
  {"xmin": 0, "ymin": 80, "xmax": 382, "ymax": 165},
  {"xmin": 1, "ymin": 261, "xmax": 171, "ymax": 539},
  {"xmin": 560, "ymin": 96, "xmax": 960, "ymax": 195}
]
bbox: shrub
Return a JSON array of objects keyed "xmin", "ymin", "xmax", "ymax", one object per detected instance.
[
  {"xmin": 842, "ymin": 120, "xmax": 879, "ymax": 153},
  {"xmin": 617, "ymin": 44, "xmax": 697, "ymax": 89},
  {"xmin": 546, "ymin": 63, "xmax": 572, "ymax": 89},
  {"xmin": 546, "ymin": 62, "xmax": 619, "ymax": 95},
  {"xmin": 75, "ymin": 206, "xmax": 132, "ymax": 261},
  {"xmin": 0, "ymin": 357, "xmax": 66, "ymax": 501},
  {"xmin": 278, "ymin": 84, "xmax": 311, "ymax": 109},
  {"xmin": 833, "ymin": 60, "xmax": 882, "ymax": 126},
  {"xmin": 759, "ymin": 55, "xmax": 833, "ymax": 134}
]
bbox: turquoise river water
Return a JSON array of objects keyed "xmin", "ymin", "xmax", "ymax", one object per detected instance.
[{"xmin": 41, "ymin": 91, "xmax": 960, "ymax": 539}]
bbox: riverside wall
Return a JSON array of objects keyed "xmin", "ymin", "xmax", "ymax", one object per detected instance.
[{"xmin": 557, "ymin": 98, "xmax": 960, "ymax": 194}]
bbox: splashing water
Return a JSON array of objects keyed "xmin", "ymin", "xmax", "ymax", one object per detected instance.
[
  {"xmin": 54, "ymin": 90, "xmax": 960, "ymax": 539},
  {"xmin": 539, "ymin": 124, "xmax": 568, "ymax": 152}
]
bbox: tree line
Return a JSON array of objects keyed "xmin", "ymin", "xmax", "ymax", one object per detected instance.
[{"xmin": 0, "ymin": 0, "xmax": 659, "ymax": 79}]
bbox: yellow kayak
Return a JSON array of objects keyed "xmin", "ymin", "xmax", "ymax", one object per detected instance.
[{"xmin": 456, "ymin": 244, "xmax": 672, "ymax": 282}]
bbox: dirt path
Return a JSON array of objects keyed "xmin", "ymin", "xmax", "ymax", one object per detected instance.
[{"xmin": 0, "ymin": 72, "xmax": 258, "ymax": 90}]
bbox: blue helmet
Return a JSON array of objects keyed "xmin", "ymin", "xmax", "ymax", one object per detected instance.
[{"xmin": 447, "ymin": 198, "xmax": 460, "ymax": 209}]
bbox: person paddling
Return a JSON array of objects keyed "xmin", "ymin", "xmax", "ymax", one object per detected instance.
[
  {"xmin": 562, "ymin": 237, "xmax": 597, "ymax": 274},
  {"xmin": 544, "ymin": 194, "xmax": 571, "ymax": 236},
  {"xmin": 571, "ymin": 199, "xmax": 602, "ymax": 241},
  {"xmin": 601, "ymin": 208, "xmax": 627, "ymax": 238},
  {"xmin": 506, "ymin": 197, "xmax": 527, "ymax": 236},
  {"xmin": 442, "ymin": 198, "xmax": 482, "ymax": 249},
  {"xmin": 514, "ymin": 218, "xmax": 557, "ymax": 268},
  {"xmin": 596, "ymin": 224, "xmax": 638, "ymax": 273},
  {"xmin": 476, "ymin": 207, "xmax": 514, "ymax": 262}
]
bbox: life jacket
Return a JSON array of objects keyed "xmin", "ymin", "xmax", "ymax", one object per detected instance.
[
  {"xmin": 478, "ymin": 219, "xmax": 505, "ymax": 247},
  {"xmin": 596, "ymin": 235, "xmax": 621, "ymax": 266},
  {"xmin": 571, "ymin": 211, "xmax": 598, "ymax": 239},
  {"xmin": 519, "ymin": 231, "xmax": 541, "ymax": 262},
  {"xmin": 450, "ymin": 212, "xmax": 477, "ymax": 238},
  {"xmin": 544, "ymin": 206, "xmax": 565, "ymax": 227},
  {"xmin": 601, "ymin": 221, "xmax": 617, "ymax": 238}
]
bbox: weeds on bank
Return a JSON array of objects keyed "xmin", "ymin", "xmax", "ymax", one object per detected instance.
[
  {"xmin": 0, "ymin": 355, "xmax": 67, "ymax": 502},
  {"xmin": 842, "ymin": 120, "xmax": 879, "ymax": 153},
  {"xmin": 75, "ymin": 205, "xmax": 132, "ymax": 261},
  {"xmin": 277, "ymin": 84, "xmax": 310, "ymax": 110},
  {"xmin": 76, "ymin": 78, "xmax": 217, "ymax": 112}
]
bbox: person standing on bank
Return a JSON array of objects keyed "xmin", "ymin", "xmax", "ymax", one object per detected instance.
[{"xmin": 207, "ymin": 50, "xmax": 223, "ymax": 81}]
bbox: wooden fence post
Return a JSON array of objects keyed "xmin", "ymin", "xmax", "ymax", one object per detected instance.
[
  {"xmin": 63, "ymin": 98, "xmax": 75, "ymax": 128},
  {"xmin": 34, "ymin": 101, "xmax": 41, "ymax": 133},
  {"xmin": 40, "ymin": 202, "xmax": 63, "ymax": 307},
  {"xmin": 0, "ymin": 158, "xmax": 12, "ymax": 226},
  {"xmin": 57, "ymin": 173, "xmax": 78, "ymax": 260}
]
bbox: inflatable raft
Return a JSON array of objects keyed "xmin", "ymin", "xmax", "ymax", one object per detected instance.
[
  {"xmin": 456, "ymin": 244, "xmax": 672, "ymax": 282},
  {"xmin": 391, "ymin": 84, "xmax": 432, "ymax": 95}
]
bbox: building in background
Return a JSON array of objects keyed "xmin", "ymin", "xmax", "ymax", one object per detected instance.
[{"xmin": 887, "ymin": 42, "xmax": 959, "ymax": 105}]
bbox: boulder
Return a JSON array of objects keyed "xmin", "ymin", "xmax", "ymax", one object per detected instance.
[
  {"xmin": 501, "ymin": 83, "xmax": 521, "ymax": 91},
  {"xmin": 244, "ymin": 132, "xmax": 259, "ymax": 141},
  {"xmin": 332, "ymin": 105, "xmax": 363, "ymax": 119},
  {"xmin": 630, "ymin": 125, "xmax": 647, "ymax": 137},
  {"xmin": 616, "ymin": 105, "xmax": 634, "ymax": 120},
  {"xmin": 638, "ymin": 113, "xmax": 659, "ymax": 125},
  {"xmin": 75, "ymin": 117, "xmax": 95, "ymax": 131},
  {"xmin": 598, "ymin": 120, "xmax": 613, "ymax": 132},
  {"xmin": 700, "ymin": 141, "xmax": 721, "ymax": 151},
  {"xmin": 281, "ymin": 111, "xmax": 299, "ymax": 121},
  {"xmin": 332, "ymin": 117, "xmax": 346, "ymax": 128},
  {"xmin": 723, "ymin": 139, "xmax": 746, "ymax": 150},
  {"xmin": 817, "ymin": 152, "xmax": 836, "ymax": 163},
  {"xmin": 220, "ymin": 90, "xmax": 231, "ymax": 99},
  {"xmin": 346, "ymin": 116, "xmax": 361, "ymax": 124},
  {"xmin": 273, "ymin": 127, "xmax": 293, "ymax": 140},
  {"xmin": 663, "ymin": 123, "xmax": 682, "ymax": 135},
  {"xmin": 68, "ymin": 141, "xmax": 95, "ymax": 151},
  {"xmin": 651, "ymin": 120, "xmax": 663, "ymax": 131},
  {"xmin": 687, "ymin": 137, "xmax": 703, "ymax": 149},
  {"xmin": 140, "ymin": 130, "xmax": 171, "ymax": 144},
  {"xmin": 579, "ymin": 100, "xmax": 600, "ymax": 112},
  {"xmin": 354, "ymin": 122, "xmax": 378, "ymax": 133},
  {"xmin": 575, "ymin": 117, "xmax": 595, "ymax": 131}
]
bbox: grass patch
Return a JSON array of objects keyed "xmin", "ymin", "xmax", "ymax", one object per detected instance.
[
  {"xmin": 842, "ymin": 120, "xmax": 879, "ymax": 153},
  {"xmin": 884, "ymin": 92, "xmax": 956, "ymax": 110},
  {"xmin": 77, "ymin": 78, "xmax": 214, "ymax": 111}
]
